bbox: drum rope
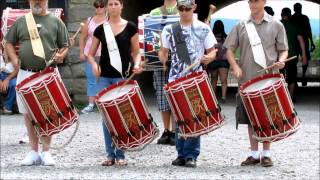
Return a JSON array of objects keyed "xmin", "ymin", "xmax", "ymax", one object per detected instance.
[
  {"xmin": 241, "ymin": 94, "xmax": 265, "ymax": 139},
  {"xmin": 167, "ymin": 89, "xmax": 189, "ymax": 136},
  {"xmin": 181, "ymin": 84, "xmax": 207, "ymax": 134},
  {"xmin": 97, "ymin": 102, "xmax": 120, "ymax": 141}
]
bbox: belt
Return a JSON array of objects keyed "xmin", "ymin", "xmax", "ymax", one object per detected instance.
[
  {"xmin": 20, "ymin": 65, "xmax": 57, "ymax": 72},
  {"xmin": 20, "ymin": 66, "xmax": 43, "ymax": 72}
]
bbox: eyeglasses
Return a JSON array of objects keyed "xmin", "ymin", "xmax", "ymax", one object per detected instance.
[
  {"xmin": 177, "ymin": 6, "xmax": 192, "ymax": 12},
  {"xmin": 94, "ymin": 3, "xmax": 105, "ymax": 8}
]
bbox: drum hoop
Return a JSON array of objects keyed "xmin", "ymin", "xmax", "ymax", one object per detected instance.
[
  {"xmin": 240, "ymin": 78, "xmax": 284, "ymax": 98},
  {"xmin": 240, "ymin": 73, "xmax": 282, "ymax": 92},
  {"xmin": 96, "ymin": 86, "xmax": 137, "ymax": 108},
  {"xmin": 16, "ymin": 67, "xmax": 57, "ymax": 91},
  {"xmin": 165, "ymin": 72, "xmax": 207, "ymax": 93},
  {"xmin": 96, "ymin": 82, "xmax": 138, "ymax": 106},
  {"xmin": 96, "ymin": 79, "xmax": 134, "ymax": 99},
  {"xmin": 253, "ymin": 121, "xmax": 301, "ymax": 142}
]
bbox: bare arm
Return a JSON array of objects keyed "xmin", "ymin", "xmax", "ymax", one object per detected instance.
[
  {"xmin": 297, "ymin": 35, "xmax": 307, "ymax": 65},
  {"xmin": 5, "ymin": 42, "xmax": 19, "ymax": 72},
  {"xmin": 274, "ymin": 50, "xmax": 288, "ymax": 69},
  {"xmin": 201, "ymin": 47, "xmax": 218, "ymax": 65},
  {"xmin": 79, "ymin": 19, "xmax": 89, "ymax": 61},
  {"xmin": 226, "ymin": 48, "xmax": 242, "ymax": 79},
  {"xmin": 158, "ymin": 46, "xmax": 169, "ymax": 65},
  {"xmin": 87, "ymin": 36, "xmax": 100, "ymax": 78},
  {"xmin": 130, "ymin": 33, "xmax": 142, "ymax": 74}
]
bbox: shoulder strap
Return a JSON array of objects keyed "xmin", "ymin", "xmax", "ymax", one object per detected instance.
[
  {"xmin": 172, "ymin": 22, "xmax": 191, "ymax": 65},
  {"xmin": 25, "ymin": 12, "xmax": 46, "ymax": 60},
  {"xmin": 244, "ymin": 21, "xmax": 267, "ymax": 68},
  {"xmin": 103, "ymin": 22, "xmax": 123, "ymax": 76}
]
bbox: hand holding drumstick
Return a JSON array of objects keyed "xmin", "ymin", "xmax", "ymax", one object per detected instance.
[
  {"xmin": 257, "ymin": 56, "xmax": 297, "ymax": 73},
  {"xmin": 69, "ymin": 22, "xmax": 84, "ymax": 46}
]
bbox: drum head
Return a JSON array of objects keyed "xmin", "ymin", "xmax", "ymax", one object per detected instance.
[
  {"xmin": 21, "ymin": 73, "xmax": 51, "ymax": 89},
  {"xmin": 99, "ymin": 84, "xmax": 135, "ymax": 102},
  {"xmin": 243, "ymin": 77, "xmax": 279, "ymax": 93}
]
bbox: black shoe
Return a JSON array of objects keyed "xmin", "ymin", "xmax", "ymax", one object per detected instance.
[
  {"xmin": 301, "ymin": 80, "xmax": 307, "ymax": 87},
  {"xmin": 185, "ymin": 158, "xmax": 196, "ymax": 168},
  {"xmin": 157, "ymin": 129, "xmax": 170, "ymax": 145},
  {"xmin": 172, "ymin": 157, "xmax": 185, "ymax": 166},
  {"xmin": 169, "ymin": 131, "xmax": 176, "ymax": 146}
]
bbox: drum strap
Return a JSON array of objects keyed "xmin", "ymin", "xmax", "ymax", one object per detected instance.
[
  {"xmin": 244, "ymin": 21, "xmax": 267, "ymax": 68},
  {"xmin": 25, "ymin": 12, "xmax": 46, "ymax": 60},
  {"xmin": 172, "ymin": 22, "xmax": 191, "ymax": 65},
  {"xmin": 103, "ymin": 22, "xmax": 123, "ymax": 76}
]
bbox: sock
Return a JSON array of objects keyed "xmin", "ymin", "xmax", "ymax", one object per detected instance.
[
  {"xmin": 250, "ymin": 151, "xmax": 260, "ymax": 159},
  {"xmin": 88, "ymin": 103, "xmax": 94, "ymax": 107},
  {"xmin": 261, "ymin": 150, "xmax": 271, "ymax": 157}
]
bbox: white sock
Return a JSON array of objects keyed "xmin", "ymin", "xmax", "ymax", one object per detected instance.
[
  {"xmin": 250, "ymin": 151, "xmax": 260, "ymax": 159},
  {"xmin": 261, "ymin": 150, "xmax": 271, "ymax": 157},
  {"xmin": 88, "ymin": 103, "xmax": 94, "ymax": 107}
]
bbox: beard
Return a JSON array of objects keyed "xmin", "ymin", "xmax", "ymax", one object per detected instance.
[{"xmin": 30, "ymin": 2, "xmax": 47, "ymax": 15}]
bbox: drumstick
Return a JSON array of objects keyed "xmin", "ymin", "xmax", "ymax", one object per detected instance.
[
  {"xmin": 257, "ymin": 56, "xmax": 297, "ymax": 73},
  {"xmin": 182, "ymin": 61, "xmax": 200, "ymax": 75},
  {"xmin": 205, "ymin": 4, "xmax": 217, "ymax": 24},
  {"xmin": 70, "ymin": 22, "xmax": 84, "ymax": 42},
  {"xmin": 117, "ymin": 61, "xmax": 146, "ymax": 92}
]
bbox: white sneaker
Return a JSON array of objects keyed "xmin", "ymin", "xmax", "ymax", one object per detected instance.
[
  {"xmin": 40, "ymin": 151, "xmax": 55, "ymax": 166},
  {"xmin": 81, "ymin": 105, "xmax": 94, "ymax": 114},
  {"xmin": 21, "ymin": 151, "xmax": 41, "ymax": 166}
]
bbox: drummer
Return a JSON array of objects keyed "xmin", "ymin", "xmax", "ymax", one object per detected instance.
[
  {"xmin": 87, "ymin": 0, "xmax": 142, "ymax": 166},
  {"xmin": 224, "ymin": 0, "xmax": 288, "ymax": 167},
  {"xmin": 159, "ymin": 0, "xmax": 217, "ymax": 168},
  {"xmin": 5, "ymin": 0, "xmax": 69, "ymax": 166},
  {"xmin": 149, "ymin": 0, "xmax": 178, "ymax": 146}
]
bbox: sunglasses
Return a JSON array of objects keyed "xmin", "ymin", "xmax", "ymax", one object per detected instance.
[
  {"xmin": 178, "ymin": 6, "xmax": 192, "ymax": 12},
  {"xmin": 94, "ymin": 3, "xmax": 105, "ymax": 8}
]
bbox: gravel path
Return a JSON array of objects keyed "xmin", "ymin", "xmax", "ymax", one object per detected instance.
[{"xmin": 1, "ymin": 88, "xmax": 319, "ymax": 180}]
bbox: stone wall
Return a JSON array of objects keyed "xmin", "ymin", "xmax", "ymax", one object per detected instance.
[{"xmin": 59, "ymin": 0, "xmax": 97, "ymax": 104}]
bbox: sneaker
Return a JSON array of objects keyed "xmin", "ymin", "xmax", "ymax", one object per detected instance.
[
  {"xmin": 81, "ymin": 105, "xmax": 94, "ymax": 114},
  {"xmin": 169, "ymin": 131, "xmax": 176, "ymax": 146},
  {"xmin": 184, "ymin": 158, "xmax": 197, "ymax": 168},
  {"xmin": 157, "ymin": 129, "xmax": 171, "ymax": 145},
  {"xmin": 3, "ymin": 107, "xmax": 13, "ymax": 115},
  {"xmin": 40, "ymin": 151, "xmax": 55, "ymax": 166},
  {"xmin": 261, "ymin": 157, "xmax": 273, "ymax": 167},
  {"xmin": 172, "ymin": 157, "xmax": 185, "ymax": 166},
  {"xmin": 21, "ymin": 151, "xmax": 41, "ymax": 166},
  {"xmin": 240, "ymin": 156, "xmax": 260, "ymax": 166}
]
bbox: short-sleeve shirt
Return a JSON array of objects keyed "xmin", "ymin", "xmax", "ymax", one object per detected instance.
[
  {"xmin": 223, "ymin": 12, "xmax": 288, "ymax": 85},
  {"xmin": 94, "ymin": 21, "xmax": 137, "ymax": 78},
  {"xmin": 161, "ymin": 20, "xmax": 217, "ymax": 82},
  {"xmin": 5, "ymin": 13, "xmax": 69, "ymax": 70}
]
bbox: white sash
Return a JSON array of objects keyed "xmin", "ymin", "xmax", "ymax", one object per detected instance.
[
  {"xmin": 25, "ymin": 12, "xmax": 46, "ymax": 60},
  {"xmin": 103, "ymin": 22, "xmax": 122, "ymax": 75},
  {"xmin": 245, "ymin": 21, "xmax": 267, "ymax": 68}
]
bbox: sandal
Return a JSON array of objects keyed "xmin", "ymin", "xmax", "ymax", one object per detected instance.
[
  {"xmin": 115, "ymin": 159, "xmax": 127, "ymax": 166},
  {"xmin": 101, "ymin": 158, "xmax": 115, "ymax": 166}
]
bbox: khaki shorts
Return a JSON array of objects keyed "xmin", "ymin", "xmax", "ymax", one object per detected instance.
[{"xmin": 16, "ymin": 69, "xmax": 36, "ymax": 114}]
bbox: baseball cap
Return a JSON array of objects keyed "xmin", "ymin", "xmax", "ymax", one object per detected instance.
[{"xmin": 177, "ymin": 0, "xmax": 195, "ymax": 8}]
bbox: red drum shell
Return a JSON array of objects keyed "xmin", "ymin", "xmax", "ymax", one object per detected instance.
[
  {"xmin": 164, "ymin": 71, "xmax": 225, "ymax": 137},
  {"xmin": 16, "ymin": 67, "xmax": 79, "ymax": 136},
  {"xmin": 96, "ymin": 80, "xmax": 158, "ymax": 151},
  {"xmin": 240, "ymin": 73, "xmax": 301, "ymax": 142}
]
